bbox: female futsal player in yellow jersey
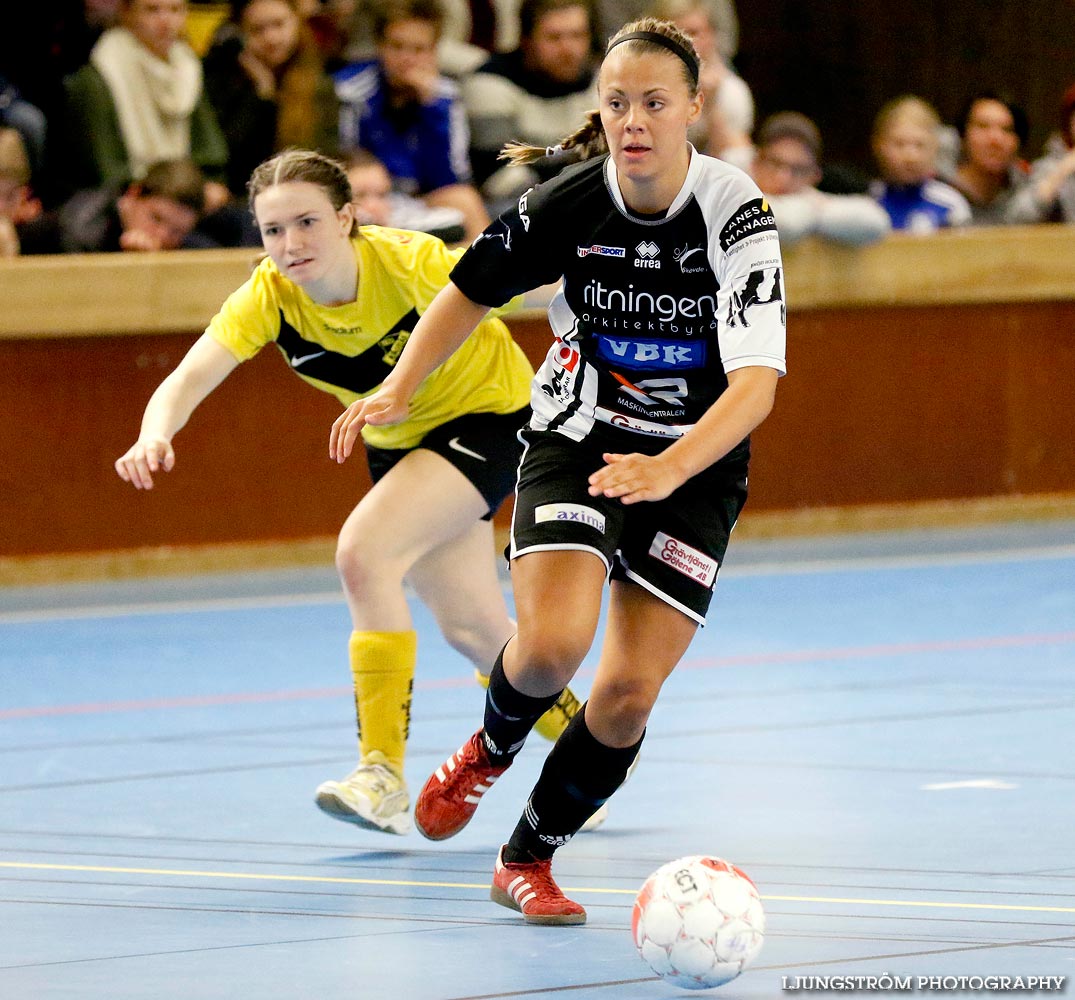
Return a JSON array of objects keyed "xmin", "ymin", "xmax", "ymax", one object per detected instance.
[{"xmin": 114, "ymin": 149, "xmax": 588, "ymax": 836}]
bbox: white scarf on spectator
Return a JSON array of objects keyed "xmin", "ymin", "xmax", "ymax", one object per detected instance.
[{"xmin": 91, "ymin": 27, "xmax": 203, "ymax": 180}]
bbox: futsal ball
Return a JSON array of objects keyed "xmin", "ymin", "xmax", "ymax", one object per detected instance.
[{"xmin": 631, "ymin": 856, "xmax": 765, "ymax": 990}]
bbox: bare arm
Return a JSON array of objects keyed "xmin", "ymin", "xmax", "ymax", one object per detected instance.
[
  {"xmin": 1031, "ymin": 148, "xmax": 1075, "ymax": 208},
  {"xmin": 588, "ymin": 365, "xmax": 779, "ymax": 504},
  {"xmin": 115, "ymin": 333, "xmax": 240, "ymax": 489},
  {"xmin": 329, "ymin": 282, "xmax": 493, "ymax": 462}
]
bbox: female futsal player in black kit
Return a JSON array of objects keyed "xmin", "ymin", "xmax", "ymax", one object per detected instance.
[{"xmin": 331, "ymin": 17, "xmax": 786, "ymax": 922}]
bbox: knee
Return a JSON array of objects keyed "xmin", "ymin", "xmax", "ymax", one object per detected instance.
[
  {"xmin": 587, "ymin": 677, "xmax": 658, "ymax": 744},
  {"xmin": 335, "ymin": 529, "xmax": 393, "ymax": 597},
  {"xmin": 514, "ymin": 632, "xmax": 591, "ymax": 689},
  {"xmin": 439, "ymin": 618, "xmax": 502, "ymax": 670}
]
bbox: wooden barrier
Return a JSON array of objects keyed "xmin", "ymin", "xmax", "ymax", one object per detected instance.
[{"xmin": 2, "ymin": 227, "xmax": 1074, "ymax": 575}]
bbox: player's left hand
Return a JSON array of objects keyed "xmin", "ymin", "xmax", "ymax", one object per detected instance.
[
  {"xmin": 329, "ymin": 388, "xmax": 410, "ymax": 463},
  {"xmin": 588, "ymin": 452, "xmax": 684, "ymax": 504}
]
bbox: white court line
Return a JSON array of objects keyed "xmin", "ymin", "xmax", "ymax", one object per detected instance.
[{"xmin": 1, "ymin": 542, "xmax": 1073, "ymax": 626}]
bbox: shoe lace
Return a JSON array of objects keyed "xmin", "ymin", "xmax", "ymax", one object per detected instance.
[
  {"xmin": 351, "ymin": 762, "xmax": 397, "ymax": 796},
  {"xmin": 511, "ymin": 858, "xmax": 562, "ymax": 900},
  {"xmin": 442, "ymin": 739, "xmax": 501, "ymax": 804}
]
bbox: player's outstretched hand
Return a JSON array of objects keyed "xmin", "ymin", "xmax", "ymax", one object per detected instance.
[
  {"xmin": 588, "ymin": 451, "xmax": 684, "ymax": 505},
  {"xmin": 329, "ymin": 388, "xmax": 410, "ymax": 463},
  {"xmin": 115, "ymin": 437, "xmax": 175, "ymax": 490}
]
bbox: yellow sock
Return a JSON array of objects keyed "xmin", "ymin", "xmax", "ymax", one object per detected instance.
[
  {"xmin": 473, "ymin": 668, "xmax": 581, "ymax": 743},
  {"xmin": 350, "ymin": 630, "xmax": 417, "ymax": 774}
]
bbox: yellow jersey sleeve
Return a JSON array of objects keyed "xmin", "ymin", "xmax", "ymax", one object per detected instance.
[
  {"xmin": 202, "ymin": 230, "xmax": 533, "ymax": 450},
  {"xmin": 205, "ymin": 258, "xmax": 282, "ymax": 362}
]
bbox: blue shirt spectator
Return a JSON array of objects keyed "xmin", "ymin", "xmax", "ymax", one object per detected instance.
[
  {"xmin": 870, "ymin": 95, "xmax": 970, "ymax": 232},
  {"xmin": 336, "ymin": 58, "xmax": 470, "ymax": 195},
  {"xmin": 333, "ymin": 0, "xmax": 487, "ymax": 241},
  {"xmin": 868, "ymin": 179, "xmax": 971, "ymax": 232}
]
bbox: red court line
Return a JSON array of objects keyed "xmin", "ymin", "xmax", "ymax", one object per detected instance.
[{"xmin": 3, "ymin": 631, "xmax": 1073, "ymax": 721}]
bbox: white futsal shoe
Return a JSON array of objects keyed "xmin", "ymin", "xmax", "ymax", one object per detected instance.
[
  {"xmin": 580, "ymin": 801, "xmax": 610, "ymax": 832},
  {"xmin": 315, "ymin": 752, "xmax": 411, "ymax": 835}
]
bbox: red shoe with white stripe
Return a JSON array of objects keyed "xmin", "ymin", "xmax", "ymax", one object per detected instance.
[
  {"xmin": 490, "ymin": 845, "xmax": 587, "ymax": 925},
  {"xmin": 414, "ymin": 730, "xmax": 509, "ymax": 840}
]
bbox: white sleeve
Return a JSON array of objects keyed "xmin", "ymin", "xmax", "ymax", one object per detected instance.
[{"xmin": 706, "ymin": 183, "xmax": 787, "ymax": 375}]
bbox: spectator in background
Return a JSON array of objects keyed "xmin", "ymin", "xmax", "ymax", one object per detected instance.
[
  {"xmin": 0, "ymin": 1, "xmax": 121, "ymax": 134},
  {"xmin": 17, "ymin": 158, "xmax": 207, "ymax": 254},
  {"xmin": 1008, "ymin": 82, "xmax": 1075, "ymax": 224},
  {"xmin": 335, "ymin": 0, "xmax": 489, "ymax": 240},
  {"xmin": 461, "ymin": 0, "xmax": 596, "ymax": 208},
  {"xmin": 346, "ymin": 146, "xmax": 395, "ymax": 223},
  {"xmin": 325, "ymin": 0, "xmax": 521, "ymax": 79},
  {"xmin": 592, "ymin": 0, "xmax": 737, "ymax": 63},
  {"xmin": 942, "ymin": 92, "xmax": 1030, "ymax": 226},
  {"xmin": 751, "ymin": 112, "xmax": 889, "ymax": 246},
  {"xmin": 204, "ymin": 0, "xmax": 340, "ymax": 197},
  {"xmin": 0, "ymin": 129, "xmax": 36, "ymax": 257},
  {"xmin": 0, "ymin": 77, "xmax": 48, "ymax": 182},
  {"xmin": 869, "ymin": 95, "xmax": 971, "ymax": 232},
  {"xmin": 62, "ymin": 0, "xmax": 231, "ymax": 213},
  {"xmin": 345, "ymin": 147, "xmax": 466, "ymax": 241},
  {"xmin": 652, "ymin": 0, "xmax": 752, "ymax": 168}
]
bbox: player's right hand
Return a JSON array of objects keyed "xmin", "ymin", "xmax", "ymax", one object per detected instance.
[
  {"xmin": 115, "ymin": 438, "xmax": 175, "ymax": 490},
  {"xmin": 329, "ymin": 390, "xmax": 410, "ymax": 463}
]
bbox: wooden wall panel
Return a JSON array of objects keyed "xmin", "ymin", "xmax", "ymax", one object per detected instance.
[
  {"xmin": 0, "ymin": 335, "xmax": 364, "ymax": 555},
  {"xmin": 2, "ymin": 230, "xmax": 1073, "ymax": 560}
]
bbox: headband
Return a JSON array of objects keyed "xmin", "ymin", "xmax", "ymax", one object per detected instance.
[{"xmin": 605, "ymin": 30, "xmax": 700, "ymax": 86}]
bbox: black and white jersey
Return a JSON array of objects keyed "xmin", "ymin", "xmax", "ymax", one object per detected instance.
[{"xmin": 450, "ymin": 147, "xmax": 786, "ymax": 460}]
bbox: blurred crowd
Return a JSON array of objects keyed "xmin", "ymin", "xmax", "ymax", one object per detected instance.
[{"xmin": 1, "ymin": 0, "xmax": 1074, "ymax": 258}]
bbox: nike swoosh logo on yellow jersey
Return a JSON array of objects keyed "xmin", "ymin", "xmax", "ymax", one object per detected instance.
[{"xmin": 291, "ymin": 350, "xmax": 327, "ymax": 368}]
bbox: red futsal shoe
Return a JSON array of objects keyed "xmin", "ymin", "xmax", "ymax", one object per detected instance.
[
  {"xmin": 414, "ymin": 730, "xmax": 509, "ymax": 840},
  {"xmin": 491, "ymin": 846, "xmax": 587, "ymax": 925}
]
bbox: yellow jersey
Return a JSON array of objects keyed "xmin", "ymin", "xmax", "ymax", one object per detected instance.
[{"xmin": 207, "ymin": 226, "xmax": 533, "ymax": 450}]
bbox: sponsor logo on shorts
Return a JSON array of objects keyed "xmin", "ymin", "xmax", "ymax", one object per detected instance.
[
  {"xmin": 535, "ymin": 503, "xmax": 606, "ymax": 533},
  {"xmin": 577, "ymin": 244, "xmax": 626, "ymax": 258},
  {"xmin": 648, "ymin": 531, "xmax": 718, "ymax": 586}
]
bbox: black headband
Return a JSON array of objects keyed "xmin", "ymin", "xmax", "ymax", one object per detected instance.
[{"xmin": 605, "ymin": 30, "xmax": 700, "ymax": 86}]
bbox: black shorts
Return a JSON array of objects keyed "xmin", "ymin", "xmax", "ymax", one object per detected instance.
[
  {"xmin": 365, "ymin": 408, "xmax": 529, "ymax": 520},
  {"xmin": 508, "ymin": 429, "xmax": 748, "ymax": 623}
]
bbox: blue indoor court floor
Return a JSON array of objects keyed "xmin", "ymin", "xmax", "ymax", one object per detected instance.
[{"xmin": 1, "ymin": 520, "xmax": 1073, "ymax": 999}]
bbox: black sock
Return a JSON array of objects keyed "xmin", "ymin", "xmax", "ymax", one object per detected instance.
[
  {"xmin": 505, "ymin": 705, "xmax": 644, "ymax": 862},
  {"xmin": 482, "ymin": 646, "xmax": 563, "ymax": 764}
]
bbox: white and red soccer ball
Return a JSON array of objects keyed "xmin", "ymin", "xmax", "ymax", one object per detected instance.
[{"xmin": 632, "ymin": 855, "xmax": 765, "ymax": 990}]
